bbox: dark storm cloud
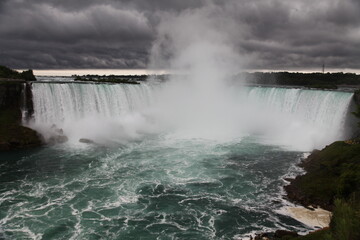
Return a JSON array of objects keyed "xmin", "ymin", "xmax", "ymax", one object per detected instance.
[
  {"xmin": 0, "ymin": 0, "xmax": 359, "ymax": 70},
  {"xmin": 0, "ymin": 0, "xmax": 154, "ymax": 69},
  {"xmin": 228, "ymin": 0, "xmax": 360, "ymax": 69}
]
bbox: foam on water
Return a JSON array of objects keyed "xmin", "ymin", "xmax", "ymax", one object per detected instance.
[{"xmin": 0, "ymin": 135, "xmax": 313, "ymax": 239}]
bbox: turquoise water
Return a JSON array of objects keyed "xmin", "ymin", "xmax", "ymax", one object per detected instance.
[{"xmin": 0, "ymin": 136, "xmax": 308, "ymax": 239}]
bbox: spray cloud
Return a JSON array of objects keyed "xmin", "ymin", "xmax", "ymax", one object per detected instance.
[
  {"xmin": 148, "ymin": 3, "xmax": 248, "ymax": 140},
  {"xmin": 146, "ymin": 3, "xmax": 353, "ymax": 149}
]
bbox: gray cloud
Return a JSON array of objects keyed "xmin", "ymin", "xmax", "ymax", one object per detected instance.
[{"xmin": 0, "ymin": 0, "xmax": 359, "ymax": 70}]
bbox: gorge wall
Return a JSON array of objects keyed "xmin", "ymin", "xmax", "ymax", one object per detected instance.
[{"xmin": 0, "ymin": 81, "xmax": 42, "ymax": 151}]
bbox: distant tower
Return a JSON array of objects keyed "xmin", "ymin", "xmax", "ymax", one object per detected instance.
[{"xmin": 322, "ymin": 62, "xmax": 325, "ymax": 73}]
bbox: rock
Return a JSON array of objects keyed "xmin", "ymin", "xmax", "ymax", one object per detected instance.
[
  {"xmin": 252, "ymin": 230, "xmax": 299, "ymax": 240},
  {"xmin": 0, "ymin": 141, "xmax": 10, "ymax": 151},
  {"xmin": 254, "ymin": 232, "xmax": 272, "ymax": 240},
  {"xmin": 274, "ymin": 230, "xmax": 299, "ymax": 238},
  {"xmin": 298, "ymin": 149, "xmax": 320, "ymax": 170},
  {"xmin": 48, "ymin": 135, "xmax": 68, "ymax": 144},
  {"xmin": 79, "ymin": 138, "xmax": 95, "ymax": 144},
  {"xmin": 0, "ymin": 124, "xmax": 43, "ymax": 150},
  {"xmin": 283, "ymin": 178, "xmax": 294, "ymax": 182},
  {"xmin": 56, "ymin": 128, "xmax": 64, "ymax": 135},
  {"xmin": 47, "ymin": 125, "xmax": 68, "ymax": 144}
]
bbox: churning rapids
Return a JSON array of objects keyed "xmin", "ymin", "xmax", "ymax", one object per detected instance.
[{"xmin": 0, "ymin": 79, "xmax": 354, "ymax": 239}]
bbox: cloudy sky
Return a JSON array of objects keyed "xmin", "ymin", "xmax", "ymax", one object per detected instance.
[{"xmin": 0, "ymin": 0, "xmax": 359, "ymax": 71}]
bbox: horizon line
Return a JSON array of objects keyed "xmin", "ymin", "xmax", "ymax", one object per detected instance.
[{"xmin": 14, "ymin": 68, "xmax": 360, "ymax": 76}]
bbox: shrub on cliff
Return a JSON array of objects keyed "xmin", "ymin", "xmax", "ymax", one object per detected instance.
[
  {"xmin": 329, "ymin": 198, "xmax": 360, "ymax": 240},
  {"xmin": 20, "ymin": 69, "xmax": 36, "ymax": 81},
  {"xmin": 0, "ymin": 65, "xmax": 36, "ymax": 81},
  {"xmin": 0, "ymin": 65, "xmax": 19, "ymax": 79}
]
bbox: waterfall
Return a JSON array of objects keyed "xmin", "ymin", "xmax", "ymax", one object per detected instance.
[
  {"xmin": 20, "ymin": 83, "xmax": 27, "ymax": 123},
  {"xmin": 30, "ymin": 83, "xmax": 156, "ymax": 144},
  {"xmin": 246, "ymin": 87, "xmax": 353, "ymax": 135},
  {"xmin": 32, "ymin": 83, "xmax": 154, "ymax": 124},
  {"xmin": 29, "ymin": 82, "xmax": 354, "ymax": 150},
  {"xmin": 242, "ymin": 87, "xmax": 354, "ymax": 150},
  {"xmin": 20, "ymin": 82, "xmax": 34, "ymax": 124}
]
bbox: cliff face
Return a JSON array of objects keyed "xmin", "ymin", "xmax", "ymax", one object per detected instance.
[
  {"xmin": 0, "ymin": 82, "xmax": 22, "ymax": 109},
  {"xmin": 354, "ymin": 90, "xmax": 360, "ymax": 106},
  {"xmin": 0, "ymin": 82, "xmax": 42, "ymax": 151},
  {"xmin": 0, "ymin": 82, "xmax": 24, "ymax": 125}
]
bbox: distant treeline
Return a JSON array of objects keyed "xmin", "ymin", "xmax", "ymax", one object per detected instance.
[
  {"xmin": 72, "ymin": 74, "xmax": 171, "ymax": 84},
  {"xmin": 72, "ymin": 74, "xmax": 148, "ymax": 84},
  {"xmin": 239, "ymin": 72, "xmax": 360, "ymax": 89},
  {"xmin": 73, "ymin": 74, "xmax": 148, "ymax": 80}
]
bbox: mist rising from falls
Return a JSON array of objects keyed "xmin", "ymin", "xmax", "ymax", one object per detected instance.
[
  {"xmin": 147, "ymin": 4, "xmax": 246, "ymax": 142},
  {"xmin": 30, "ymin": 82, "xmax": 353, "ymax": 151},
  {"xmin": 155, "ymin": 83, "xmax": 354, "ymax": 150},
  {"xmin": 142, "ymin": 4, "xmax": 353, "ymax": 150}
]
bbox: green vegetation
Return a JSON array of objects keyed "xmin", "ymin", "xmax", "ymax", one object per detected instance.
[
  {"xmin": 280, "ymin": 140, "xmax": 360, "ymax": 240},
  {"xmin": 329, "ymin": 198, "xmax": 360, "ymax": 240},
  {"xmin": 239, "ymin": 72, "xmax": 360, "ymax": 88},
  {"xmin": 0, "ymin": 65, "xmax": 36, "ymax": 81},
  {"xmin": 0, "ymin": 65, "xmax": 19, "ymax": 79},
  {"xmin": 73, "ymin": 74, "xmax": 145, "ymax": 84},
  {"xmin": 20, "ymin": 69, "xmax": 36, "ymax": 81},
  {"xmin": 307, "ymin": 84, "xmax": 338, "ymax": 90},
  {"xmin": 72, "ymin": 72, "xmax": 360, "ymax": 88},
  {"xmin": 351, "ymin": 90, "xmax": 360, "ymax": 129},
  {"xmin": 286, "ymin": 141, "xmax": 360, "ymax": 208}
]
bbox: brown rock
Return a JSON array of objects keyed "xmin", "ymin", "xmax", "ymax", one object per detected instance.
[{"xmin": 274, "ymin": 230, "xmax": 299, "ymax": 238}]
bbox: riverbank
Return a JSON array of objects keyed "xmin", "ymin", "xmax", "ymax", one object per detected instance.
[
  {"xmin": 253, "ymin": 140, "xmax": 360, "ymax": 240},
  {"xmin": 285, "ymin": 141, "xmax": 360, "ymax": 211}
]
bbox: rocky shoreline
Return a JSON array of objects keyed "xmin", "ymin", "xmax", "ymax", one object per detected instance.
[
  {"xmin": 252, "ymin": 139, "xmax": 360, "ymax": 240},
  {"xmin": 284, "ymin": 150, "xmax": 333, "ymax": 211}
]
